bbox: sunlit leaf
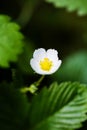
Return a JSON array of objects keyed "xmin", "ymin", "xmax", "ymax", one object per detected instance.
[
  {"xmin": 27, "ymin": 82, "xmax": 87, "ymax": 130},
  {"xmin": 0, "ymin": 15, "xmax": 24, "ymax": 67},
  {"xmin": 46, "ymin": 0, "xmax": 87, "ymax": 15}
]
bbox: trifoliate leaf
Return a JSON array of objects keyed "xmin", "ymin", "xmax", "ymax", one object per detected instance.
[
  {"xmin": 27, "ymin": 82, "xmax": 87, "ymax": 130},
  {"xmin": 46, "ymin": 0, "xmax": 87, "ymax": 15},
  {"xmin": 0, "ymin": 15, "xmax": 24, "ymax": 68},
  {"xmin": 0, "ymin": 83, "xmax": 29, "ymax": 130}
]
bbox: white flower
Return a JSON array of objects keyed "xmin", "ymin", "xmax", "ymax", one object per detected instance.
[{"xmin": 30, "ymin": 48, "xmax": 62, "ymax": 75}]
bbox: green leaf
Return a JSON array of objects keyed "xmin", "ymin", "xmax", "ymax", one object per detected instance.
[
  {"xmin": 46, "ymin": 0, "xmax": 87, "ymax": 15},
  {"xmin": 53, "ymin": 51, "xmax": 87, "ymax": 83},
  {"xmin": 0, "ymin": 15, "xmax": 24, "ymax": 68},
  {"xmin": 0, "ymin": 83, "xmax": 29, "ymax": 130},
  {"xmin": 27, "ymin": 82, "xmax": 87, "ymax": 130}
]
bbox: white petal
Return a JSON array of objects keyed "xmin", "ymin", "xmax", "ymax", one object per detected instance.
[
  {"xmin": 33, "ymin": 48, "xmax": 46, "ymax": 61},
  {"xmin": 30, "ymin": 58, "xmax": 46, "ymax": 75},
  {"xmin": 47, "ymin": 49, "xmax": 58, "ymax": 57},
  {"xmin": 30, "ymin": 58, "xmax": 40, "ymax": 73},
  {"xmin": 50, "ymin": 60, "xmax": 62, "ymax": 74},
  {"xmin": 30, "ymin": 48, "xmax": 62, "ymax": 75},
  {"xmin": 47, "ymin": 49, "xmax": 59, "ymax": 62}
]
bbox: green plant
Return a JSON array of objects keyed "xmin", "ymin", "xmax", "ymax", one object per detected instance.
[{"xmin": 0, "ymin": 0, "xmax": 87, "ymax": 130}]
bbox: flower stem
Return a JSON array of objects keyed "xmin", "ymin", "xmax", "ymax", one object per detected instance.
[
  {"xmin": 34, "ymin": 75, "xmax": 45, "ymax": 87},
  {"xmin": 20, "ymin": 75, "xmax": 45, "ymax": 94}
]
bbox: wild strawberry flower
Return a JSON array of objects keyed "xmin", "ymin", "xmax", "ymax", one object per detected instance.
[{"xmin": 30, "ymin": 48, "xmax": 62, "ymax": 75}]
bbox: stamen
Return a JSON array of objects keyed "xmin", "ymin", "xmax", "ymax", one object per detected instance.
[{"xmin": 40, "ymin": 58, "xmax": 53, "ymax": 71}]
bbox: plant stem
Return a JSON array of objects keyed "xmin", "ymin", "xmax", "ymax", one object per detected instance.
[
  {"xmin": 34, "ymin": 75, "xmax": 45, "ymax": 87},
  {"xmin": 16, "ymin": 0, "xmax": 43, "ymax": 27},
  {"xmin": 20, "ymin": 75, "xmax": 45, "ymax": 94}
]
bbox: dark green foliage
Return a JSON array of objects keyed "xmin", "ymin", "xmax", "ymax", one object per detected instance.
[
  {"xmin": 17, "ymin": 41, "xmax": 35, "ymax": 74},
  {"xmin": 26, "ymin": 82, "xmax": 87, "ymax": 130},
  {"xmin": 0, "ymin": 82, "xmax": 87, "ymax": 130},
  {"xmin": 53, "ymin": 51, "xmax": 87, "ymax": 83},
  {"xmin": 0, "ymin": 1, "xmax": 87, "ymax": 130},
  {"xmin": 0, "ymin": 83, "xmax": 29, "ymax": 130}
]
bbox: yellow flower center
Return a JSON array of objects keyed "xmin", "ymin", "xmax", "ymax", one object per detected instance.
[{"xmin": 40, "ymin": 58, "xmax": 53, "ymax": 71}]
